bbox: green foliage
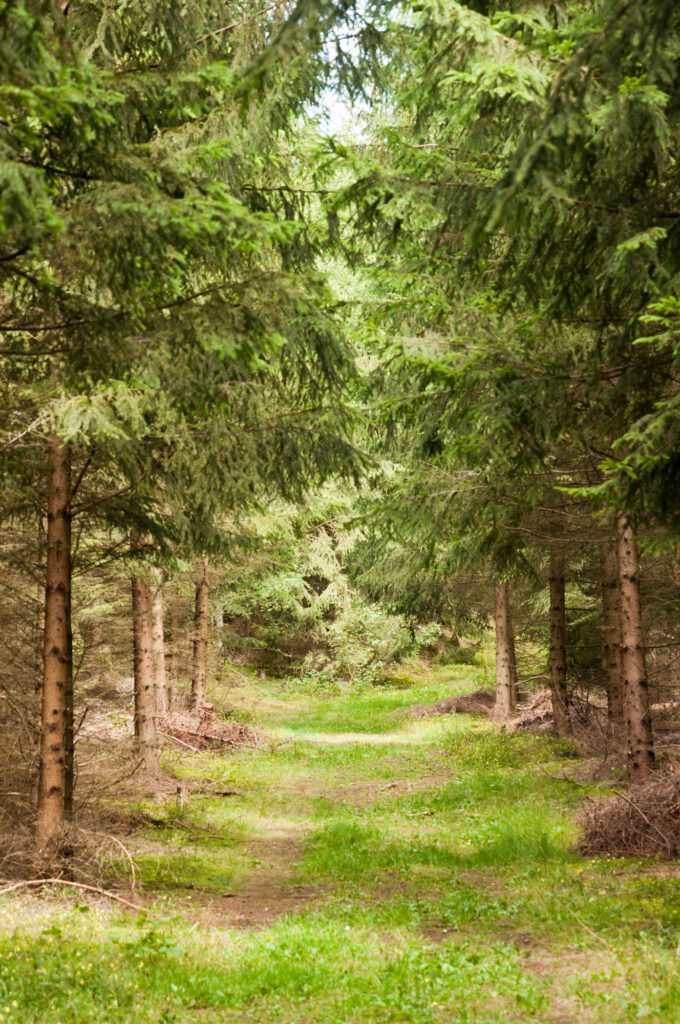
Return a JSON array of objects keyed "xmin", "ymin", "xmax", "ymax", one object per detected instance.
[
  {"xmin": 0, "ymin": 914, "xmax": 550, "ymax": 1024},
  {"xmin": 0, "ymin": 0, "xmax": 361, "ymax": 569},
  {"xmin": 219, "ymin": 489, "xmax": 429, "ymax": 683},
  {"xmin": 444, "ymin": 729, "xmax": 578, "ymax": 772},
  {"xmin": 380, "ymin": 0, "xmax": 680, "ymax": 527},
  {"xmin": 3, "ymin": 668, "xmax": 680, "ymax": 1023}
]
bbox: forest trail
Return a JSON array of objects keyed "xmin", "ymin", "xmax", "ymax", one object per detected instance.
[
  {"xmin": 199, "ymin": 720, "xmax": 445, "ymax": 929},
  {"xmin": 1, "ymin": 664, "xmax": 679, "ymax": 1023},
  {"xmin": 272, "ymin": 728, "xmax": 428, "ymax": 745},
  {"xmin": 157, "ymin": 666, "xmax": 679, "ymax": 1021},
  {"xmin": 201, "ymin": 823, "xmax": 314, "ymax": 929}
]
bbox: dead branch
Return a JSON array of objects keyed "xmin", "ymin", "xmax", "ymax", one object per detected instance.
[{"xmin": 0, "ymin": 878, "xmax": 146, "ymax": 911}]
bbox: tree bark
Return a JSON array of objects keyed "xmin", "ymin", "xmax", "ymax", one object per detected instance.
[
  {"xmin": 166, "ymin": 598, "xmax": 179, "ymax": 710},
  {"xmin": 617, "ymin": 513, "xmax": 654, "ymax": 780},
  {"xmin": 600, "ymin": 540, "xmax": 624, "ymax": 729},
  {"xmin": 131, "ymin": 574, "xmax": 159, "ymax": 773},
  {"xmin": 34, "ymin": 517, "xmax": 47, "ymax": 691},
  {"xmin": 493, "ymin": 580, "xmax": 518, "ymax": 721},
  {"xmin": 548, "ymin": 552, "xmax": 570, "ymax": 735},
  {"xmin": 63, "ymin": 587, "xmax": 74, "ymax": 818},
  {"xmin": 36, "ymin": 438, "xmax": 72, "ymax": 853},
  {"xmin": 190, "ymin": 558, "xmax": 209, "ymax": 711},
  {"xmin": 151, "ymin": 570, "xmax": 167, "ymax": 716}
]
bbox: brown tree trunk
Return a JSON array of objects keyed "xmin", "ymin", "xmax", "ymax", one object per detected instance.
[
  {"xmin": 36, "ymin": 438, "xmax": 72, "ymax": 853},
  {"xmin": 548, "ymin": 552, "xmax": 570, "ymax": 735},
  {"xmin": 190, "ymin": 558, "xmax": 209, "ymax": 711},
  {"xmin": 151, "ymin": 570, "xmax": 167, "ymax": 717},
  {"xmin": 493, "ymin": 580, "xmax": 518, "ymax": 721},
  {"xmin": 601, "ymin": 540, "xmax": 624, "ymax": 729},
  {"xmin": 34, "ymin": 517, "xmax": 47, "ymax": 691},
  {"xmin": 166, "ymin": 598, "xmax": 179, "ymax": 710},
  {"xmin": 63, "ymin": 591, "xmax": 74, "ymax": 818},
  {"xmin": 617, "ymin": 514, "xmax": 654, "ymax": 780},
  {"xmin": 131, "ymin": 574, "xmax": 159, "ymax": 773}
]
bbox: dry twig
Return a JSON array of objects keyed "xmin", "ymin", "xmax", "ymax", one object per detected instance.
[{"xmin": 0, "ymin": 878, "xmax": 146, "ymax": 911}]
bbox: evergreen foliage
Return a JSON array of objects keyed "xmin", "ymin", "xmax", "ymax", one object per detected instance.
[
  {"xmin": 218, "ymin": 488, "xmax": 430, "ymax": 685},
  {"xmin": 0, "ymin": 0, "xmax": 362, "ymax": 556},
  {"xmin": 1, "ymin": 0, "xmax": 680, "ymax": 874}
]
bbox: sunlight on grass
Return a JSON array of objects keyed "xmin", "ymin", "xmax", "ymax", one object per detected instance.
[
  {"xmin": 1, "ymin": 665, "xmax": 679, "ymax": 1023},
  {"xmin": 218, "ymin": 661, "xmax": 488, "ymax": 735},
  {"xmin": 133, "ymin": 848, "xmax": 243, "ymax": 892},
  {"xmin": 0, "ymin": 908, "xmax": 549, "ymax": 1023}
]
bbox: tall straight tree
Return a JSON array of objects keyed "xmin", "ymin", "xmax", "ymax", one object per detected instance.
[
  {"xmin": 36, "ymin": 438, "xmax": 72, "ymax": 853},
  {"xmin": 1, "ymin": 0, "xmax": 362, "ymax": 845},
  {"xmin": 131, "ymin": 571, "xmax": 158, "ymax": 775},
  {"xmin": 548, "ymin": 552, "xmax": 569, "ymax": 736},
  {"xmin": 601, "ymin": 540, "xmax": 625, "ymax": 730},
  {"xmin": 151, "ymin": 571, "xmax": 168, "ymax": 717},
  {"xmin": 190, "ymin": 559, "xmax": 210, "ymax": 711},
  {"xmin": 493, "ymin": 581, "xmax": 518, "ymax": 722},
  {"xmin": 617, "ymin": 515, "xmax": 655, "ymax": 780}
]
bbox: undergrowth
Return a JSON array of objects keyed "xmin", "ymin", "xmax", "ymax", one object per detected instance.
[{"xmin": 0, "ymin": 663, "xmax": 678, "ymax": 1023}]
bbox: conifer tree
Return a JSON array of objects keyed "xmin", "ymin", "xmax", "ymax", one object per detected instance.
[
  {"xmin": 1, "ymin": 0, "xmax": 361, "ymax": 845},
  {"xmin": 332, "ymin": 0, "xmax": 680, "ymax": 771}
]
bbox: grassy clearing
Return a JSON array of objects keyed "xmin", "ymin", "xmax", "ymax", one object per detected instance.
[
  {"xmin": 0, "ymin": 908, "xmax": 548, "ymax": 1024},
  {"xmin": 1, "ymin": 662, "xmax": 679, "ymax": 1023},
  {"xmin": 223, "ymin": 661, "xmax": 486, "ymax": 734}
]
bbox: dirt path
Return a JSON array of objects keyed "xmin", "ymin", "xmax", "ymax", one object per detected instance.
[
  {"xmin": 274, "ymin": 729, "xmax": 427, "ymax": 746},
  {"xmin": 3, "ymin": 672, "xmax": 679, "ymax": 1024},
  {"xmin": 118, "ymin": 672, "xmax": 680, "ymax": 1022},
  {"xmin": 198, "ymin": 824, "xmax": 319, "ymax": 928},
  {"xmin": 193, "ymin": 724, "xmax": 431, "ymax": 928}
]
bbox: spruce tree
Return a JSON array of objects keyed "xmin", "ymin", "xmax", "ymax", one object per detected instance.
[
  {"xmin": 331, "ymin": 0, "xmax": 680, "ymax": 770},
  {"xmin": 1, "ymin": 0, "xmax": 361, "ymax": 849}
]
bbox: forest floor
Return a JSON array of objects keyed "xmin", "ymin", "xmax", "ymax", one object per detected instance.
[{"xmin": 1, "ymin": 663, "xmax": 679, "ymax": 1023}]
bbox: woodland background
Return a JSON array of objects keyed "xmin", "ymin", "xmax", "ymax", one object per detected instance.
[{"xmin": 1, "ymin": 0, "xmax": 680, "ymax": 867}]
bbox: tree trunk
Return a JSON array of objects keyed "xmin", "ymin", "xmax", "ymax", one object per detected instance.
[
  {"xmin": 493, "ymin": 580, "xmax": 518, "ymax": 721},
  {"xmin": 34, "ymin": 517, "xmax": 47, "ymax": 691},
  {"xmin": 63, "ymin": 587, "xmax": 74, "ymax": 818},
  {"xmin": 548, "ymin": 552, "xmax": 570, "ymax": 735},
  {"xmin": 617, "ymin": 513, "xmax": 654, "ymax": 780},
  {"xmin": 166, "ymin": 598, "xmax": 179, "ymax": 710},
  {"xmin": 151, "ymin": 570, "xmax": 167, "ymax": 717},
  {"xmin": 131, "ymin": 574, "xmax": 159, "ymax": 773},
  {"xmin": 36, "ymin": 438, "xmax": 72, "ymax": 853},
  {"xmin": 601, "ymin": 540, "xmax": 624, "ymax": 729},
  {"xmin": 215, "ymin": 604, "xmax": 224, "ymax": 652},
  {"xmin": 190, "ymin": 558, "xmax": 209, "ymax": 711}
]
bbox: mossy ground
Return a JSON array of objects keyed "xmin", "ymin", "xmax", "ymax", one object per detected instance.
[{"xmin": 1, "ymin": 662, "xmax": 679, "ymax": 1023}]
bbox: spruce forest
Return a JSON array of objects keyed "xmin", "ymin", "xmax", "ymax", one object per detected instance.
[{"xmin": 2, "ymin": 1, "xmax": 680, "ymax": 1020}]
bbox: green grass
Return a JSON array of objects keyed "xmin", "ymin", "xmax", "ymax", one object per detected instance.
[
  {"xmin": 223, "ymin": 660, "xmax": 488, "ymax": 735},
  {"xmin": 1, "ymin": 662, "xmax": 679, "ymax": 1023},
  {"xmin": 0, "ymin": 911, "xmax": 549, "ymax": 1023}
]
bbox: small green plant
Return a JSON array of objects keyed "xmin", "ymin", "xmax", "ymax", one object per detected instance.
[{"xmin": 1, "ymin": 663, "xmax": 679, "ymax": 1024}]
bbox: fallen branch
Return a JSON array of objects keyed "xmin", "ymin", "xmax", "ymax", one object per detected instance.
[
  {"xmin": 611, "ymin": 789, "xmax": 673, "ymax": 855},
  {"xmin": 0, "ymin": 878, "xmax": 146, "ymax": 912},
  {"xmin": 651, "ymin": 701, "xmax": 680, "ymax": 714},
  {"xmin": 159, "ymin": 730, "xmax": 201, "ymax": 753},
  {"xmin": 539, "ymin": 767, "xmax": 587, "ymax": 788},
  {"xmin": 159, "ymin": 712, "xmax": 258, "ymax": 751},
  {"xmin": 79, "ymin": 828, "xmax": 139, "ymax": 891},
  {"xmin": 580, "ymin": 770, "xmax": 680, "ymax": 857},
  {"xmin": 193, "ymin": 789, "xmax": 240, "ymax": 797}
]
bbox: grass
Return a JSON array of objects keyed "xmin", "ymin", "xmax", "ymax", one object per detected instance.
[
  {"xmin": 1, "ymin": 660, "xmax": 679, "ymax": 1023},
  {"xmin": 0, "ymin": 911, "xmax": 549, "ymax": 1023}
]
